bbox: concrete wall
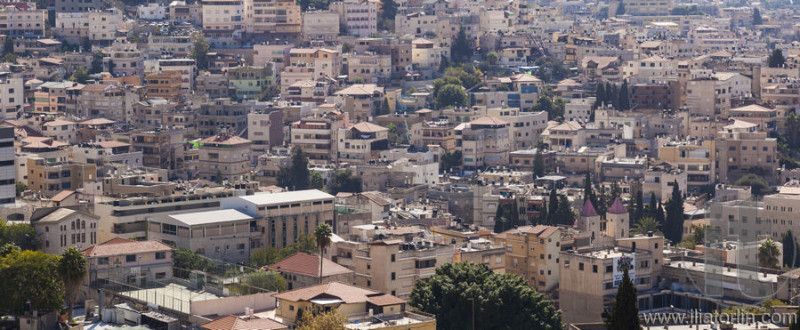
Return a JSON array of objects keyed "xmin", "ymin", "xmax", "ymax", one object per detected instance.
[{"xmin": 190, "ymin": 292, "xmax": 276, "ymax": 317}]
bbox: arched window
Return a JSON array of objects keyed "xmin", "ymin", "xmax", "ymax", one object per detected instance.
[
  {"xmin": 71, "ymin": 221, "xmax": 75, "ymax": 230},
  {"xmin": 81, "ymin": 220, "xmax": 85, "ymax": 229}
]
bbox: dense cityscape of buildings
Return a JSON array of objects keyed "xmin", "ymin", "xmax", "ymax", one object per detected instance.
[{"xmin": 1, "ymin": 0, "xmax": 800, "ymax": 328}]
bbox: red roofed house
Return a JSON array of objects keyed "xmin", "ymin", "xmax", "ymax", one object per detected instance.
[
  {"xmin": 265, "ymin": 252, "xmax": 355, "ymax": 290},
  {"xmin": 82, "ymin": 238, "xmax": 174, "ymax": 287},
  {"xmin": 272, "ymin": 281, "xmax": 436, "ymax": 328},
  {"xmin": 202, "ymin": 314, "xmax": 287, "ymax": 330}
]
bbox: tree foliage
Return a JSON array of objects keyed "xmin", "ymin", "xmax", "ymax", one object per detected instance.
[
  {"xmin": 297, "ymin": 310, "xmax": 346, "ymax": 330},
  {"xmin": 494, "ymin": 200, "xmax": 522, "ymax": 233},
  {"xmin": 410, "ymin": 262, "xmax": 563, "ymax": 330},
  {"xmin": 783, "ymin": 230, "xmax": 799, "ymax": 268},
  {"xmin": 759, "ymin": 238, "xmax": 780, "ymax": 269},
  {"xmin": 59, "ymin": 247, "xmax": 88, "ymax": 319},
  {"xmin": 191, "ymin": 33, "xmax": 210, "ymax": 70},
  {"xmin": 379, "ymin": 0, "xmax": 397, "ymax": 31},
  {"xmin": 603, "ymin": 267, "xmax": 639, "ymax": 329},
  {"xmin": 440, "ymin": 151, "xmax": 462, "ymax": 173},
  {"xmin": 330, "ymin": 169, "xmax": 362, "ymax": 195},
  {"xmin": 436, "ymin": 84, "xmax": 468, "ymax": 108},
  {"xmin": 631, "ymin": 217, "xmax": 661, "ymax": 237},
  {"xmin": 0, "ymin": 249, "xmax": 64, "ymax": 316},
  {"xmin": 241, "ymin": 270, "xmax": 286, "ymax": 294},
  {"xmin": 0, "ymin": 220, "xmax": 39, "ymax": 251},
  {"xmin": 173, "ymin": 248, "xmax": 213, "ymax": 278},
  {"xmin": 451, "ymin": 27, "xmax": 472, "ymax": 64},
  {"xmin": 615, "ymin": 1, "xmax": 625, "ymax": 15},
  {"xmin": 734, "ymin": 174, "xmax": 771, "ymax": 196},
  {"xmin": 314, "ymin": 223, "xmax": 332, "ymax": 284},
  {"xmin": 768, "ymin": 48, "xmax": 786, "ymax": 68},
  {"xmin": 278, "ymin": 146, "xmax": 311, "ymax": 191},
  {"xmin": 664, "ymin": 181, "xmax": 685, "ymax": 244},
  {"xmin": 249, "ymin": 234, "xmax": 318, "ymax": 268},
  {"xmin": 752, "ymin": 7, "xmax": 763, "ymax": 25},
  {"xmin": 533, "ymin": 149, "xmax": 546, "ymax": 178}
]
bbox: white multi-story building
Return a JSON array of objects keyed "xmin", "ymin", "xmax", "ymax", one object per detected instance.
[
  {"xmin": 0, "ymin": 72, "xmax": 23, "ymax": 121},
  {"xmin": 331, "ymin": 0, "xmax": 378, "ymax": 37},
  {"xmin": 0, "ymin": 3, "xmax": 46, "ymax": 37}
]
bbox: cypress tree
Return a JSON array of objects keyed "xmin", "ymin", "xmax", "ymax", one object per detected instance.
[
  {"xmin": 664, "ymin": 181, "xmax": 685, "ymax": 243},
  {"xmin": 539, "ymin": 201, "xmax": 549, "ymax": 225},
  {"xmin": 606, "ymin": 267, "xmax": 640, "ymax": 329},
  {"xmin": 647, "ymin": 192, "xmax": 657, "ymax": 219},
  {"xmin": 607, "ymin": 82, "xmax": 618, "ymax": 108},
  {"xmin": 533, "ymin": 150, "xmax": 545, "ymax": 178},
  {"xmin": 783, "ymin": 230, "xmax": 798, "ymax": 268},
  {"xmin": 557, "ymin": 195, "xmax": 574, "ymax": 226},
  {"xmin": 634, "ymin": 189, "xmax": 644, "ymax": 224},
  {"xmin": 655, "ymin": 200, "xmax": 665, "ymax": 225},
  {"xmin": 595, "ymin": 83, "xmax": 606, "ymax": 108},
  {"xmin": 548, "ymin": 189, "xmax": 559, "ymax": 225},
  {"xmin": 618, "ymin": 80, "xmax": 631, "ymax": 110},
  {"xmin": 494, "ymin": 203, "xmax": 506, "ymax": 233}
]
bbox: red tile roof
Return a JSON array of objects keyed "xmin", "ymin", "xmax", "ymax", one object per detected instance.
[
  {"xmin": 83, "ymin": 239, "xmax": 173, "ymax": 258},
  {"xmin": 273, "ymin": 281, "xmax": 382, "ymax": 304},
  {"xmin": 265, "ymin": 252, "xmax": 353, "ymax": 277},
  {"xmin": 201, "ymin": 315, "xmax": 287, "ymax": 330},
  {"xmin": 608, "ymin": 197, "xmax": 626, "ymax": 214},
  {"xmin": 580, "ymin": 199, "xmax": 599, "ymax": 217}
]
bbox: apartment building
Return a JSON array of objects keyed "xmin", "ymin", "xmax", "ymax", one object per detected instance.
[
  {"xmin": 302, "ymin": 10, "xmax": 339, "ymax": 41},
  {"xmin": 83, "ymin": 238, "xmax": 174, "ymax": 288},
  {"xmin": 253, "ymin": 43, "xmax": 293, "ymax": 70},
  {"xmin": 290, "ymin": 118, "xmax": 337, "ymax": 162},
  {"xmin": 0, "ymin": 72, "xmax": 23, "ymax": 121},
  {"xmin": 643, "ymin": 163, "xmax": 687, "ymax": 201},
  {"xmin": 130, "ymin": 129, "xmax": 188, "ymax": 172},
  {"xmin": 249, "ymin": 0, "xmax": 301, "ymax": 40},
  {"xmin": 336, "ymin": 239, "xmax": 455, "ymax": 298},
  {"xmin": 342, "ymin": 53, "xmax": 392, "ymax": 84},
  {"xmin": 559, "ymin": 235, "xmax": 664, "ymax": 324},
  {"xmin": 146, "ymin": 34, "xmax": 194, "ymax": 58},
  {"xmin": 197, "ymin": 98, "xmax": 250, "ymax": 137},
  {"xmin": 56, "ymin": 0, "xmax": 105, "ymax": 12},
  {"xmin": 455, "ymin": 116, "xmax": 510, "ymax": 169},
  {"xmin": 202, "ymin": 0, "xmax": 244, "ymax": 35},
  {"xmin": 761, "ymin": 187, "xmax": 800, "ymax": 240},
  {"xmin": 287, "ymin": 48, "xmax": 340, "ymax": 80},
  {"xmin": 105, "ymin": 41, "xmax": 143, "ymax": 77},
  {"xmin": 197, "ymin": 134, "xmax": 252, "ymax": 182},
  {"xmin": 55, "ymin": 9, "xmax": 123, "ymax": 44},
  {"xmin": 0, "ymin": 3, "xmax": 46, "ymax": 37},
  {"xmin": 333, "ymin": 84, "xmax": 384, "ymax": 122},
  {"xmin": 220, "ymin": 189, "xmax": 336, "ymax": 249},
  {"xmin": 331, "ymin": 0, "xmax": 378, "ymax": 38},
  {"xmin": 494, "ymin": 225, "xmax": 562, "ymax": 292},
  {"xmin": 72, "ymin": 141, "xmax": 143, "ymax": 170},
  {"xmin": 169, "ymin": 1, "xmax": 202, "ymax": 25},
  {"xmin": 265, "ymin": 252, "xmax": 355, "ymax": 290},
  {"xmin": 715, "ymin": 120, "xmax": 777, "ymax": 183},
  {"xmin": 145, "ymin": 71, "xmax": 182, "ymax": 101},
  {"xmin": 32, "ymin": 207, "xmax": 99, "ymax": 255},
  {"xmin": 247, "ymin": 110, "xmax": 285, "ymax": 158},
  {"xmin": 34, "ymin": 81, "xmax": 81, "ymax": 113},
  {"xmin": 486, "ymin": 108, "xmax": 547, "ymax": 150},
  {"xmin": 336, "ymin": 122, "xmax": 389, "ymax": 163},
  {"xmin": 658, "ymin": 139, "xmax": 715, "ymax": 193},
  {"xmin": 409, "ymin": 120, "xmax": 457, "ymax": 153},
  {"xmin": 143, "ymin": 58, "xmax": 196, "ymax": 92},
  {"xmin": 228, "ymin": 66, "xmax": 272, "ymax": 101},
  {"xmin": 26, "ymin": 157, "xmax": 96, "ymax": 197},
  {"xmin": 726, "ymin": 104, "xmax": 777, "ymax": 133},
  {"xmin": 76, "ymin": 83, "xmax": 139, "ymax": 122},
  {"xmin": 148, "ymin": 209, "xmax": 255, "ymax": 263}
]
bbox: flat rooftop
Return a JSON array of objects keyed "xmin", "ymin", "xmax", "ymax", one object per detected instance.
[
  {"xmin": 118, "ymin": 283, "xmax": 218, "ymax": 314},
  {"xmin": 169, "ymin": 209, "xmax": 254, "ymax": 226},
  {"xmin": 236, "ymin": 189, "xmax": 334, "ymax": 206}
]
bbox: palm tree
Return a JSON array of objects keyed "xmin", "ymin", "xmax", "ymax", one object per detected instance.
[
  {"xmin": 59, "ymin": 247, "xmax": 88, "ymax": 320},
  {"xmin": 314, "ymin": 223, "xmax": 332, "ymax": 284},
  {"xmin": 759, "ymin": 239, "xmax": 780, "ymax": 269},
  {"xmin": 631, "ymin": 217, "xmax": 661, "ymax": 236}
]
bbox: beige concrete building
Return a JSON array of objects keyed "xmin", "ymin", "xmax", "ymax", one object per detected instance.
[
  {"xmin": 83, "ymin": 238, "xmax": 174, "ymax": 288},
  {"xmin": 336, "ymin": 122, "xmax": 389, "ymax": 163},
  {"xmin": 32, "ymin": 208, "xmax": 99, "ymax": 255},
  {"xmin": 302, "ymin": 10, "xmax": 339, "ymax": 41},
  {"xmin": 333, "ymin": 84, "xmax": 384, "ymax": 122},
  {"xmin": 197, "ymin": 134, "xmax": 252, "ymax": 182},
  {"xmin": 559, "ymin": 235, "xmax": 664, "ymax": 324},
  {"xmin": 658, "ymin": 139, "xmax": 715, "ymax": 193},
  {"xmin": 493, "ymin": 225, "xmax": 562, "ymax": 292},
  {"xmin": 148, "ymin": 209, "xmax": 256, "ymax": 263},
  {"xmin": 455, "ymin": 116, "xmax": 510, "ymax": 170},
  {"xmin": 715, "ymin": 120, "xmax": 777, "ymax": 183},
  {"xmin": 249, "ymin": 0, "xmax": 301, "ymax": 39},
  {"xmin": 220, "ymin": 189, "xmax": 336, "ymax": 249}
]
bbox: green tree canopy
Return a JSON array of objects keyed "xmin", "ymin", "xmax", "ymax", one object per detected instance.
[
  {"xmin": 768, "ymin": 48, "xmax": 786, "ymax": 68},
  {"xmin": 241, "ymin": 270, "xmax": 286, "ymax": 294},
  {"xmin": 314, "ymin": 223, "xmax": 332, "ymax": 284},
  {"xmin": 631, "ymin": 217, "xmax": 661, "ymax": 237},
  {"xmin": 451, "ymin": 27, "xmax": 472, "ymax": 64},
  {"xmin": 440, "ymin": 151, "xmax": 462, "ymax": 173},
  {"xmin": 277, "ymin": 146, "xmax": 311, "ymax": 191},
  {"xmin": 664, "ymin": 181, "xmax": 685, "ymax": 243},
  {"xmin": 330, "ymin": 169, "xmax": 362, "ymax": 195},
  {"xmin": 783, "ymin": 230, "xmax": 799, "ymax": 268},
  {"xmin": 191, "ymin": 33, "xmax": 210, "ymax": 70},
  {"xmin": 436, "ymin": 84, "xmax": 468, "ymax": 108},
  {"xmin": 759, "ymin": 238, "xmax": 780, "ymax": 269},
  {"xmin": 410, "ymin": 262, "xmax": 563, "ymax": 330},
  {"xmin": 0, "ymin": 220, "xmax": 39, "ymax": 250},
  {"xmin": 297, "ymin": 310, "xmax": 346, "ymax": 330},
  {"xmin": 0, "ymin": 250, "xmax": 64, "ymax": 317},
  {"xmin": 752, "ymin": 7, "xmax": 763, "ymax": 25},
  {"xmin": 734, "ymin": 173, "xmax": 771, "ymax": 196}
]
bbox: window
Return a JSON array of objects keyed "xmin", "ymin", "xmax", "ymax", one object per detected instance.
[
  {"xmin": 162, "ymin": 223, "xmax": 177, "ymax": 235},
  {"xmin": 579, "ymin": 262, "xmax": 584, "ymax": 271},
  {"xmin": 98, "ymin": 257, "xmax": 109, "ymax": 265},
  {"xmin": 391, "ymin": 254, "xmax": 395, "ymax": 262},
  {"xmin": 391, "ymin": 272, "xmax": 396, "ymax": 280},
  {"xmin": 593, "ymin": 265, "xmax": 598, "ymax": 273},
  {"xmin": 155, "ymin": 252, "xmax": 166, "ymax": 260},
  {"xmin": 126, "ymin": 254, "xmax": 136, "ymax": 263}
]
